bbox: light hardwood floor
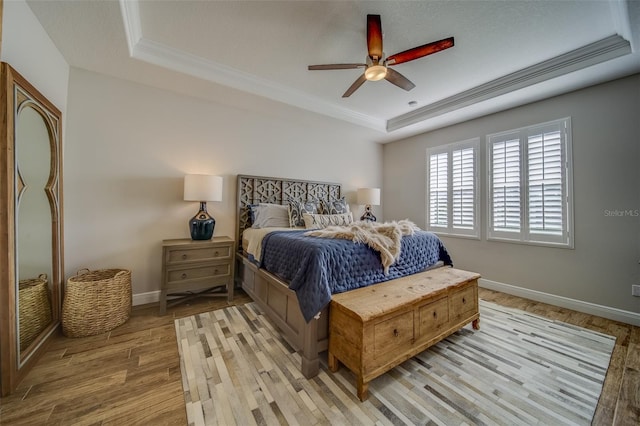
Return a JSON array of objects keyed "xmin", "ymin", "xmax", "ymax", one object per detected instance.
[{"xmin": 0, "ymin": 288, "xmax": 638, "ymax": 425}]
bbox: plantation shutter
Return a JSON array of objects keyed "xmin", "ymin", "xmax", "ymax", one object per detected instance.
[
  {"xmin": 427, "ymin": 139, "xmax": 479, "ymax": 237},
  {"xmin": 429, "ymin": 152, "xmax": 448, "ymax": 227},
  {"xmin": 491, "ymin": 136, "xmax": 521, "ymax": 233},
  {"xmin": 452, "ymin": 147, "xmax": 475, "ymax": 229},
  {"xmin": 487, "ymin": 117, "xmax": 572, "ymax": 247},
  {"xmin": 528, "ymin": 126, "xmax": 563, "ymax": 236}
]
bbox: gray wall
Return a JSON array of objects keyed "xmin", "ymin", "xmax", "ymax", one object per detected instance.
[{"xmin": 383, "ymin": 74, "xmax": 640, "ymax": 315}]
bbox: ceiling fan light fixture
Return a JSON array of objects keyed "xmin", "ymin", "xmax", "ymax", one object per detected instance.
[{"xmin": 365, "ymin": 64, "xmax": 387, "ymax": 81}]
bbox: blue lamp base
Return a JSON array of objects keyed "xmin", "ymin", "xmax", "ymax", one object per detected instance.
[{"xmin": 189, "ymin": 202, "xmax": 215, "ymax": 240}]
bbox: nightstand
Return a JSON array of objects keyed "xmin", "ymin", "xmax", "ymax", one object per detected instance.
[{"xmin": 159, "ymin": 237, "xmax": 235, "ymax": 315}]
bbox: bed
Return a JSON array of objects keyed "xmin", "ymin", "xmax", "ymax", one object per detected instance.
[{"xmin": 235, "ymin": 174, "xmax": 451, "ymax": 378}]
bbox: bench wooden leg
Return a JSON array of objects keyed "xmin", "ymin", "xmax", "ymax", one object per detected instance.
[
  {"xmin": 357, "ymin": 376, "xmax": 368, "ymax": 401},
  {"xmin": 472, "ymin": 318, "xmax": 480, "ymax": 330},
  {"xmin": 328, "ymin": 352, "xmax": 339, "ymax": 372}
]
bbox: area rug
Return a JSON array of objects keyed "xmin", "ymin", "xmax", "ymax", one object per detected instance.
[{"xmin": 174, "ymin": 300, "xmax": 615, "ymax": 426}]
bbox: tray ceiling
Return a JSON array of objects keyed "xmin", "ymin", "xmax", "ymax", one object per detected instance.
[{"xmin": 26, "ymin": 0, "xmax": 640, "ymax": 142}]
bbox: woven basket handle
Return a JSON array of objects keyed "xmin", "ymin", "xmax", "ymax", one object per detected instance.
[
  {"xmin": 114, "ymin": 270, "xmax": 128, "ymax": 278},
  {"xmin": 38, "ymin": 273, "xmax": 48, "ymax": 280},
  {"xmin": 76, "ymin": 268, "xmax": 91, "ymax": 276}
]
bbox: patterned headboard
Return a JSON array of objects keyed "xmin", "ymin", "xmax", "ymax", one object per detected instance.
[{"xmin": 236, "ymin": 174, "xmax": 341, "ymax": 250}]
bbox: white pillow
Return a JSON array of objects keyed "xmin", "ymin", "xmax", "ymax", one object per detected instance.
[
  {"xmin": 251, "ymin": 203, "xmax": 290, "ymax": 228},
  {"xmin": 303, "ymin": 212, "xmax": 353, "ymax": 229}
]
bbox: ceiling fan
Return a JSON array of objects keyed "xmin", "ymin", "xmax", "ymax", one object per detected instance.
[{"xmin": 308, "ymin": 14, "xmax": 454, "ymax": 98}]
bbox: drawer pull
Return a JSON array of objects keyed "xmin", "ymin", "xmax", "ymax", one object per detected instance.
[
  {"xmin": 393, "ymin": 329, "xmax": 399, "ymax": 337},
  {"xmin": 433, "ymin": 312, "xmax": 437, "ymax": 318},
  {"xmin": 182, "ymin": 254, "xmax": 187, "ymax": 260},
  {"xmin": 462, "ymin": 297, "xmax": 466, "ymax": 304},
  {"xmin": 181, "ymin": 273, "xmax": 187, "ymax": 279},
  {"xmin": 214, "ymin": 251, "xmax": 219, "ymax": 256},
  {"xmin": 214, "ymin": 269, "xmax": 219, "ymax": 274}
]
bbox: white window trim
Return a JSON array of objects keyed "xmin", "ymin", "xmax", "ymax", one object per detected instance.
[
  {"xmin": 426, "ymin": 138, "xmax": 480, "ymax": 239},
  {"xmin": 486, "ymin": 117, "xmax": 574, "ymax": 248}
]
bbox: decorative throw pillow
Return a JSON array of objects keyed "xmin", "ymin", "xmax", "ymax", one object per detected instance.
[
  {"xmin": 288, "ymin": 200, "xmax": 321, "ymax": 227},
  {"xmin": 321, "ymin": 197, "xmax": 350, "ymax": 215},
  {"xmin": 251, "ymin": 203, "xmax": 290, "ymax": 228},
  {"xmin": 247, "ymin": 204, "xmax": 259, "ymax": 224},
  {"xmin": 302, "ymin": 212, "xmax": 353, "ymax": 229}
]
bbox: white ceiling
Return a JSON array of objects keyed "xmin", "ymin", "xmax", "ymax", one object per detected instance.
[{"xmin": 26, "ymin": 0, "xmax": 640, "ymax": 143}]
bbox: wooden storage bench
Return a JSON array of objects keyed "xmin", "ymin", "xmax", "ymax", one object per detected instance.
[{"xmin": 328, "ymin": 267, "xmax": 480, "ymax": 401}]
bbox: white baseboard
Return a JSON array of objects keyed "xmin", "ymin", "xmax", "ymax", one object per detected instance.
[
  {"xmin": 134, "ymin": 281, "xmax": 639, "ymax": 326},
  {"xmin": 132, "ymin": 290, "xmax": 160, "ymax": 306},
  {"xmin": 479, "ymin": 278, "xmax": 640, "ymax": 327}
]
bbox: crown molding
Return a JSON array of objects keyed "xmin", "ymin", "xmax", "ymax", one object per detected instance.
[
  {"xmin": 118, "ymin": 0, "xmax": 142, "ymax": 56},
  {"xmin": 118, "ymin": 1, "xmax": 385, "ymax": 132},
  {"xmin": 134, "ymin": 38, "xmax": 386, "ymax": 131},
  {"xmin": 609, "ymin": 0, "xmax": 639, "ymax": 52},
  {"xmin": 387, "ymin": 34, "xmax": 632, "ymax": 132},
  {"xmin": 119, "ymin": 1, "xmax": 634, "ymax": 136}
]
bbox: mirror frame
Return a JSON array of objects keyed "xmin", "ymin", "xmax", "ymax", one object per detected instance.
[{"xmin": 0, "ymin": 62, "xmax": 64, "ymax": 396}]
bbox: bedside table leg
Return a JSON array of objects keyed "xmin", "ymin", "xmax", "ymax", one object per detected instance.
[
  {"xmin": 227, "ymin": 278, "xmax": 234, "ymax": 302},
  {"xmin": 159, "ymin": 289, "xmax": 168, "ymax": 315}
]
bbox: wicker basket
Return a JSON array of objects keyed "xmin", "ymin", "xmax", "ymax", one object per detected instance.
[
  {"xmin": 62, "ymin": 268, "xmax": 132, "ymax": 338},
  {"xmin": 19, "ymin": 274, "xmax": 52, "ymax": 349}
]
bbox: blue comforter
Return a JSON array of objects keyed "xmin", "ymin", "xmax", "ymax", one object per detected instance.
[{"xmin": 259, "ymin": 230, "xmax": 452, "ymax": 322}]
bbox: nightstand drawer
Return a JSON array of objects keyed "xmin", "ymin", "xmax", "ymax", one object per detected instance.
[
  {"xmin": 167, "ymin": 245, "xmax": 231, "ymax": 264},
  {"xmin": 167, "ymin": 262, "xmax": 231, "ymax": 284}
]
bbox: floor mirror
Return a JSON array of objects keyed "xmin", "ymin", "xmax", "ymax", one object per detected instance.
[{"xmin": 0, "ymin": 62, "xmax": 64, "ymax": 395}]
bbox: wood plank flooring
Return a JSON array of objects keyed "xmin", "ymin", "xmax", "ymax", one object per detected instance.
[{"xmin": 0, "ymin": 288, "xmax": 637, "ymax": 425}]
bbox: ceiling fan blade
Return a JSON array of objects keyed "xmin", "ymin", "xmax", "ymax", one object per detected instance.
[
  {"xmin": 367, "ymin": 14, "xmax": 383, "ymax": 59},
  {"xmin": 384, "ymin": 68, "xmax": 416, "ymax": 91},
  {"xmin": 342, "ymin": 74, "xmax": 367, "ymax": 98},
  {"xmin": 387, "ymin": 37, "xmax": 454, "ymax": 65},
  {"xmin": 308, "ymin": 63, "xmax": 366, "ymax": 70}
]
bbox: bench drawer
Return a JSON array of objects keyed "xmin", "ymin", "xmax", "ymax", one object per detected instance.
[
  {"xmin": 449, "ymin": 285, "xmax": 477, "ymax": 317},
  {"xmin": 418, "ymin": 297, "xmax": 449, "ymax": 336},
  {"xmin": 374, "ymin": 311, "xmax": 414, "ymax": 358}
]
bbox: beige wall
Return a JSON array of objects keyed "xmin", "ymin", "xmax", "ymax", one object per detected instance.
[
  {"xmin": 6, "ymin": 0, "xmax": 638, "ymax": 319},
  {"xmin": 0, "ymin": 0, "xmax": 68, "ymax": 113},
  {"xmin": 383, "ymin": 74, "xmax": 640, "ymax": 318},
  {"xmin": 2, "ymin": 0, "xmax": 384, "ymax": 304},
  {"xmin": 65, "ymin": 68, "xmax": 383, "ymax": 301}
]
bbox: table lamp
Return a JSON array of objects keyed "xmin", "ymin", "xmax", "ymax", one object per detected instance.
[
  {"xmin": 357, "ymin": 188, "xmax": 380, "ymax": 222},
  {"xmin": 184, "ymin": 174, "xmax": 222, "ymax": 240}
]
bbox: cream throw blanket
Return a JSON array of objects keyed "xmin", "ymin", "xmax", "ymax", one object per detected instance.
[{"xmin": 305, "ymin": 219, "xmax": 420, "ymax": 273}]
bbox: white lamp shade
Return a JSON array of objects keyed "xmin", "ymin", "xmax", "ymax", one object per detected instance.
[
  {"xmin": 184, "ymin": 174, "xmax": 223, "ymax": 202},
  {"xmin": 357, "ymin": 188, "xmax": 380, "ymax": 205}
]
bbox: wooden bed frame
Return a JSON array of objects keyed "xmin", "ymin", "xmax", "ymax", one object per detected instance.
[
  {"xmin": 235, "ymin": 174, "xmax": 341, "ymax": 378},
  {"xmin": 234, "ymin": 174, "xmax": 448, "ymax": 379}
]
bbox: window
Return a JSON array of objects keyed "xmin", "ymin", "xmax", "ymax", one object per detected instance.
[
  {"xmin": 426, "ymin": 138, "xmax": 479, "ymax": 238},
  {"xmin": 487, "ymin": 118, "xmax": 573, "ymax": 247}
]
